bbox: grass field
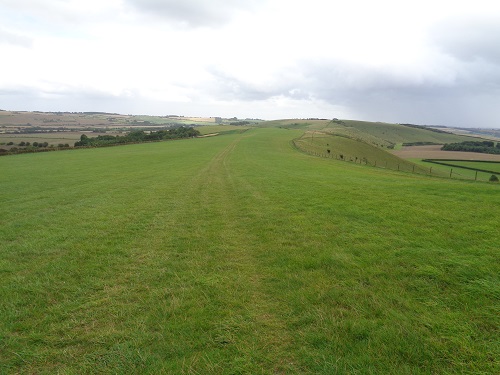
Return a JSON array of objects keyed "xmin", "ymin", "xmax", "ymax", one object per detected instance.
[
  {"xmin": 1, "ymin": 128, "xmax": 499, "ymax": 373},
  {"xmin": 428, "ymin": 160, "xmax": 500, "ymax": 174},
  {"xmin": 0, "ymin": 132, "xmax": 89, "ymax": 148},
  {"xmin": 393, "ymin": 145, "xmax": 500, "ymax": 162},
  {"xmin": 411, "ymin": 159, "xmax": 495, "ymax": 181}
]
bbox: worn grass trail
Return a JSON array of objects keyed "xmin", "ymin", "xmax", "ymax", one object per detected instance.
[{"xmin": 1, "ymin": 128, "xmax": 499, "ymax": 373}]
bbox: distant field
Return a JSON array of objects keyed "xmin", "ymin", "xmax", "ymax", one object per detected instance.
[
  {"xmin": 392, "ymin": 144, "xmax": 500, "ymax": 161},
  {"xmin": 410, "ymin": 159, "xmax": 496, "ymax": 181},
  {"xmin": 1, "ymin": 126, "xmax": 498, "ymax": 373},
  {"xmin": 0, "ymin": 131, "xmax": 124, "ymax": 149},
  {"xmin": 441, "ymin": 160, "xmax": 500, "ymax": 173},
  {"xmin": 196, "ymin": 125, "xmax": 251, "ymax": 135},
  {"xmin": 0, "ymin": 110, "xmax": 259, "ymax": 133}
]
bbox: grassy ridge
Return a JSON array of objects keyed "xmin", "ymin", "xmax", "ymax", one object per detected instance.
[
  {"xmin": 1, "ymin": 128, "xmax": 499, "ymax": 373},
  {"xmin": 334, "ymin": 120, "xmax": 477, "ymax": 146},
  {"xmin": 293, "ymin": 132, "xmax": 438, "ymax": 175},
  {"xmin": 265, "ymin": 119, "xmax": 478, "ymax": 149}
]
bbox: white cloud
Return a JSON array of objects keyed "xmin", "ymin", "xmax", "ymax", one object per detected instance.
[
  {"xmin": 123, "ymin": 0, "xmax": 266, "ymax": 27},
  {"xmin": 1, "ymin": 0, "xmax": 500, "ymax": 126}
]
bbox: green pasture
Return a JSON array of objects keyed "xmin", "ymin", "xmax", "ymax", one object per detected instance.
[
  {"xmin": 412, "ymin": 159, "xmax": 500, "ymax": 182},
  {"xmin": 1, "ymin": 128, "xmax": 499, "ymax": 374},
  {"xmin": 429, "ymin": 160, "xmax": 500, "ymax": 174}
]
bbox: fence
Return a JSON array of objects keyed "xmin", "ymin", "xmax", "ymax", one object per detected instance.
[{"xmin": 291, "ymin": 137, "xmax": 499, "ymax": 183}]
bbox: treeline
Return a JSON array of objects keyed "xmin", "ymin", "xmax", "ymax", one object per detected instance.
[
  {"xmin": 74, "ymin": 127, "xmax": 200, "ymax": 147},
  {"xmin": 403, "ymin": 141, "xmax": 440, "ymax": 146},
  {"xmin": 441, "ymin": 141, "xmax": 500, "ymax": 154},
  {"xmin": 399, "ymin": 123, "xmax": 449, "ymax": 134},
  {"xmin": 229, "ymin": 121, "xmax": 251, "ymax": 125}
]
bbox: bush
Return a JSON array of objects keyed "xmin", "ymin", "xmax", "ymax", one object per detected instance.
[{"xmin": 489, "ymin": 175, "xmax": 499, "ymax": 182}]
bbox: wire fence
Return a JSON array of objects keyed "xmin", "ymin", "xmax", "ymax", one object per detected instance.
[{"xmin": 291, "ymin": 137, "xmax": 500, "ymax": 183}]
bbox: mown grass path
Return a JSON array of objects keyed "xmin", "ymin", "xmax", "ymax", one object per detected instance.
[{"xmin": 1, "ymin": 128, "xmax": 499, "ymax": 373}]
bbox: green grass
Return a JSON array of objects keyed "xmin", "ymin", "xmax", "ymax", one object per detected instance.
[
  {"xmin": 1, "ymin": 128, "xmax": 499, "ymax": 373},
  {"xmin": 429, "ymin": 160, "xmax": 500, "ymax": 174},
  {"xmin": 262, "ymin": 119, "xmax": 479, "ymax": 150},
  {"xmin": 413, "ymin": 159, "xmax": 500, "ymax": 182},
  {"xmin": 293, "ymin": 132, "xmax": 437, "ymax": 176},
  {"xmin": 330, "ymin": 120, "xmax": 479, "ymax": 146}
]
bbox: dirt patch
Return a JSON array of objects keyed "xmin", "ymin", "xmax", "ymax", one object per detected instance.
[{"xmin": 392, "ymin": 145, "xmax": 500, "ymax": 161}]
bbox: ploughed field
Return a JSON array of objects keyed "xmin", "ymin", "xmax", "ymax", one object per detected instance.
[
  {"xmin": 393, "ymin": 144, "xmax": 500, "ymax": 161},
  {"xmin": 1, "ymin": 128, "xmax": 498, "ymax": 374}
]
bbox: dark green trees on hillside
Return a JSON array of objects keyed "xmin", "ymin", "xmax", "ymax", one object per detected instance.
[
  {"xmin": 75, "ymin": 127, "xmax": 200, "ymax": 147},
  {"xmin": 442, "ymin": 141, "xmax": 500, "ymax": 154}
]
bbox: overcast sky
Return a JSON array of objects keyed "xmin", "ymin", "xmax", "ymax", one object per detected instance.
[{"xmin": 1, "ymin": 0, "xmax": 500, "ymax": 127}]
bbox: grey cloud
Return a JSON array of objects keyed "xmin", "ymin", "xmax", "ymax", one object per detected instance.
[
  {"xmin": 0, "ymin": 28, "xmax": 33, "ymax": 48},
  {"xmin": 207, "ymin": 67, "xmax": 311, "ymax": 101},
  {"xmin": 206, "ymin": 67, "xmax": 294, "ymax": 101},
  {"xmin": 204, "ymin": 54, "xmax": 500, "ymax": 126},
  {"xmin": 124, "ymin": 0, "xmax": 265, "ymax": 26},
  {"xmin": 432, "ymin": 16, "xmax": 500, "ymax": 65}
]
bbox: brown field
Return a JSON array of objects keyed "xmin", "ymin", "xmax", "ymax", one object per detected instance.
[
  {"xmin": 392, "ymin": 145, "xmax": 500, "ymax": 161},
  {"xmin": 0, "ymin": 111, "xmax": 127, "ymax": 129},
  {"xmin": 184, "ymin": 117, "xmax": 217, "ymax": 123},
  {"xmin": 0, "ymin": 131, "xmax": 123, "ymax": 149}
]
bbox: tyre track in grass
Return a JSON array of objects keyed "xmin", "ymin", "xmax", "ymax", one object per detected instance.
[{"xmin": 175, "ymin": 132, "xmax": 298, "ymax": 373}]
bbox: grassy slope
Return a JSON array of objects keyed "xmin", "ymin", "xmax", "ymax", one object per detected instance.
[
  {"xmin": 1, "ymin": 128, "xmax": 499, "ymax": 374},
  {"xmin": 336, "ymin": 120, "xmax": 477, "ymax": 145},
  {"xmin": 293, "ymin": 133, "xmax": 435, "ymax": 175},
  {"xmin": 264, "ymin": 119, "xmax": 479, "ymax": 149}
]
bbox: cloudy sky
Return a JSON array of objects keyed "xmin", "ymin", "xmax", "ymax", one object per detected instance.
[{"xmin": 1, "ymin": 0, "xmax": 500, "ymax": 127}]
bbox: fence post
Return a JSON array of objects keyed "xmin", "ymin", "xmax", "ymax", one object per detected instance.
[
  {"xmin": 430, "ymin": 167, "xmax": 432, "ymax": 175},
  {"xmin": 412, "ymin": 165, "xmax": 415, "ymax": 173},
  {"xmin": 450, "ymin": 168, "xmax": 453, "ymax": 178},
  {"xmin": 475, "ymin": 171, "xmax": 478, "ymax": 181}
]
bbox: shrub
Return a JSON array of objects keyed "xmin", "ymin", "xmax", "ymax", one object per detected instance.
[{"xmin": 489, "ymin": 175, "xmax": 499, "ymax": 182}]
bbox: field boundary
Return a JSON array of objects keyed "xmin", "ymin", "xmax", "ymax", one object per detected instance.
[
  {"xmin": 423, "ymin": 159, "xmax": 500, "ymax": 174},
  {"xmin": 292, "ymin": 134, "xmax": 500, "ymax": 183}
]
